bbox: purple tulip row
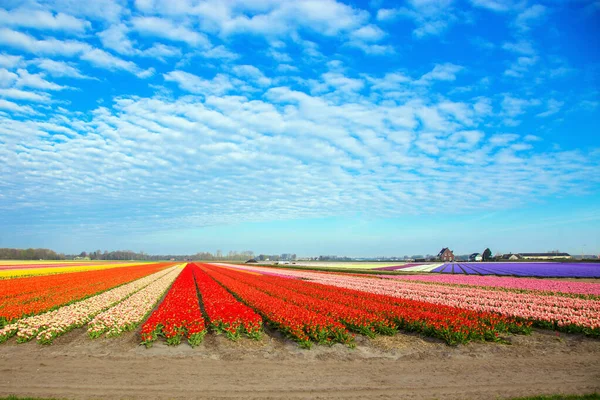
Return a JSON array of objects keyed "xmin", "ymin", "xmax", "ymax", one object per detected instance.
[{"xmin": 431, "ymin": 262, "xmax": 600, "ymax": 278}]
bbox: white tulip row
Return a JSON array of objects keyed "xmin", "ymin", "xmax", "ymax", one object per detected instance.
[
  {"xmin": 400, "ymin": 263, "xmax": 443, "ymax": 272},
  {"xmin": 0, "ymin": 265, "xmax": 181, "ymax": 344},
  {"xmin": 87, "ymin": 267, "xmax": 182, "ymax": 338}
]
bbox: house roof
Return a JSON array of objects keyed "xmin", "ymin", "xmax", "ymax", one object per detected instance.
[
  {"xmin": 437, "ymin": 247, "xmax": 451, "ymax": 256},
  {"xmin": 501, "ymin": 254, "xmax": 521, "ymax": 259}
]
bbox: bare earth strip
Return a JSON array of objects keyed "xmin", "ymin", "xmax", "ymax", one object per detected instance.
[{"xmin": 1, "ymin": 328, "xmax": 599, "ymax": 400}]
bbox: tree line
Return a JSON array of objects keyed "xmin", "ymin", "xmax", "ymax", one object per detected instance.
[
  {"xmin": 75, "ymin": 249, "xmax": 256, "ymax": 261},
  {"xmin": 0, "ymin": 248, "xmax": 66, "ymax": 260},
  {"xmin": 0, "ymin": 248, "xmax": 256, "ymax": 261}
]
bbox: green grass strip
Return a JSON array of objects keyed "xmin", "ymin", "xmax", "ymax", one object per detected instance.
[{"xmin": 508, "ymin": 394, "xmax": 600, "ymax": 400}]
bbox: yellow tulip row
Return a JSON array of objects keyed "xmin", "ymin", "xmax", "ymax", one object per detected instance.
[{"xmin": 0, "ymin": 262, "xmax": 152, "ymax": 279}]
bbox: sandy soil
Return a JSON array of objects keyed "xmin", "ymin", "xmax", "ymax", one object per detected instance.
[{"xmin": 1, "ymin": 326, "xmax": 599, "ymax": 400}]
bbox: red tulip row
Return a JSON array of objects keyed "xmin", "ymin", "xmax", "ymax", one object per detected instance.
[
  {"xmin": 198, "ymin": 264, "xmax": 353, "ymax": 348},
  {"xmin": 197, "ymin": 264, "xmax": 395, "ymax": 338},
  {"xmin": 201, "ymin": 264, "xmax": 531, "ymax": 345},
  {"xmin": 191, "ymin": 263, "xmax": 263, "ymax": 340},
  {"xmin": 140, "ymin": 265, "xmax": 206, "ymax": 347}
]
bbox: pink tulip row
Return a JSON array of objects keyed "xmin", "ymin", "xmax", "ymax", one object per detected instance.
[
  {"xmin": 87, "ymin": 267, "xmax": 182, "ymax": 338},
  {"xmin": 0, "ymin": 266, "xmax": 179, "ymax": 344},
  {"xmin": 382, "ymin": 274, "xmax": 600, "ymax": 297},
  {"xmin": 225, "ymin": 264, "xmax": 600, "ymax": 334}
]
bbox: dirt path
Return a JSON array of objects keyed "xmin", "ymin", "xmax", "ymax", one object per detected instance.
[{"xmin": 1, "ymin": 328, "xmax": 599, "ymax": 399}]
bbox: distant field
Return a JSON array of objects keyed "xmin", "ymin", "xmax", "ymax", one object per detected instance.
[{"xmin": 276, "ymin": 262, "xmax": 408, "ymax": 269}]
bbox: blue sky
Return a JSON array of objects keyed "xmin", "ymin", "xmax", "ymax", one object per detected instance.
[{"xmin": 0, "ymin": 0, "xmax": 598, "ymax": 257}]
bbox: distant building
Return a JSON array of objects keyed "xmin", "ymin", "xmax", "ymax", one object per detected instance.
[
  {"xmin": 519, "ymin": 252, "xmax": 571, "ymax": 260},
  {"xmin": 500, "ymin": 253, "xmax": 522, "ymax": 260},
  {"xmin": 437, "ymin": 248, "xmax": 455, "ymax": 262},
  {"xmin": 469, "ymin": 253, "xmax": 483, "ymax": 262}
]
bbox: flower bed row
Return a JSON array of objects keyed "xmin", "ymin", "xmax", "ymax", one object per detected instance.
[
  {"xmin": 0, "ymin": 262, "xmax": 173, "ymax": 326},
  {"xmin": 140, "ymin": 265, "xmax": 206, "ymax": 347},
  {"xmin": 384, "ymin": 274, "xmax": 600, "ymax": 297},
  {"xmin": 231, "ymin": 265, "xmax": 600, "ymax": 336},
  {"xmin": 0, "ymin": 266, "xmax": 180, "ymax": 344},
  {"xmin": 192, "ymin": 264, "xmax": 262, "ymax": 340},
  {"xmin": 0, "ymin": 262, "xmax": 146, "ymax": 279},
  {"xmin": 87, "ymin": 267, "xmax": 182, "ymax": 339},
  {"xmin": 200, "ymin": 265, "xmax": 353, "ymax": 348},
  {"xmin": 201, "ymin": 264, "xmax": 527, "ymax": 345}
]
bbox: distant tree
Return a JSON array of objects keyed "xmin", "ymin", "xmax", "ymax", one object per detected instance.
[
  {"xmin": 482, "ymin": 248, "xmax": 492, "ymax": 261},
  {"xmin": 0, "ymin": 248, "xmax": 65, "ymax": 260}
]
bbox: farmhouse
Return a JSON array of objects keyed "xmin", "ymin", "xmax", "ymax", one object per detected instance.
[
  {"xmin": 519, "ymin": 252, "xmax": 572, "ymax": 260},
  {"xmin": 469, "ymin": 253, "xmax": 483, "ymax": 262},
  {"xmin": 501, "ymin": 253, "xmax": 522, "ymax": 260},
  {"xmin": 437, "ymin": 248, "xmax": 455, "ymax": 262}
]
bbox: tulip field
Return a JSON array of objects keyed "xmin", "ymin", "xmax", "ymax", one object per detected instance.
[
  {"xmin": 0, "ymin": 260, "xmax": 154, "ymax": 279},
  {"xmin": 0, "ymin": 260, "xmax": 599, "ymax": 349},
  {"xmin": 369, "ymin": 261, "xmax": 600, "ymax": 278}
]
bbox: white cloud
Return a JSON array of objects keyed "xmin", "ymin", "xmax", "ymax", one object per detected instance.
[
  {"xmin": 201, "ymin": 45, "xmax": 239, "ymax": 60},
  {"xmin": 350, "ymin": 24, "xmax": 386, "ymax": 42},
  {"xmin": 98, "ymin": 24, "xmax": 136, "ymax": 55},
  {"xmin": 501, "ymin": 95, "xmax": 540, "ymax": 118},
  {"xmin": 15, "ymin": 69, "xmax": 67, "ymax": 91},
  {"xmin": 41, "ymin": 0, "xmax": 125, "ymax": 23},
  {"xmin": 347, "ymin": 41, "xmax": 394, "ymax": 55},
  {"xmin": 536, "ymin": 99, "xmax": 564, "ymax": 118},
  {"xmin": 132, "ymin": 16, "xmax": 211, "ymax": 48},
  {"xmin": 276, "ymin": 64, "xmax": 298, "ymax": 73},
  {"xmin": 137, "ymin": 68, "xmax": 156, "ymax": 79},
  {"xmin": 470, "ymin": 0, "xmax": 515, "ymax": 12},
  {"xmin": 164, "ymin": 70, "xmax": 234, "ymax": 95},
  {"xmin": 0, "ymin": 88, "xmax": 50, "ymax": 102},
  {"xmin": 140, "ymin": 43, "xmax": 183, "ymax": 60},
  {"xmin": 502, "ymin": 40, "xmax": 536, "ymax": 55},
  {"xmin": 524, "ymin": 134, "xmax": 542, "ymax": 142},
  {"xmin": 489, "ymin": 133, "xmax": 519, "ymax": 146},
  {"xmin": 473, "ymin": 97, "xmax": 493, "ymax": 117},
  {"xmin": 376, "ymin": 8, "xmax": 401, "ymax": 21},
  {"xmin": 383, "ymin": 0, "xmax": 457, "ymax": 38},
  {"xmin": 416, "ymin": 63, "xmax": 463, "ymax": 84},
  {"xmin": 514, "ymin": 4, "xmax": 546, "ymax": 32},
  {"xmin": 81, "ymin": 49, "xmax": 154, "ymax": 78},
  {"xmin": 0, "ymin": 28, "xmax": 90, "ymax": 56},
  {"xmin": 267, "ymin": 49, "xmax": 292, "ymax": 63},
  {"xmin": 0, "ymin": 68, "xmax": 18, "ymax": 87},
  {"xmin": 321, "ymin": 72, "xmax": 364, "ymax": 93},
  {"xmin": 345, "ymin": 21, "xmax": 392, "ymax": 53},
  {"xmin": 0, "ymin": 98, "xmax": 36, "ymax": 113},
  {"xmin": 33, "ymin": 59, "xmax": 91, "ymax": 79},
  {"xmin": 504, "ymin": 56, "xmax": 538, "ymax": 78},
  {"xmin": 0, "ymin": 8, "xmax": 91, "ymax": 33},
  {"xmin": 133, "ymin": 0, "xmax": 368, "ymax": 39},
  {"xmin": 231, "ymin": 65, "xmax": 271, "ymax": 86},
  {"xmin": 0, "ymin": 53, "xmax": 23, "ymax": 69}
]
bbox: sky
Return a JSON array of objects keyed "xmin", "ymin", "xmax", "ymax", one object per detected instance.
[{"xmin": 0, "ymin": 0, "xmax": 599, "ymax": 257}]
